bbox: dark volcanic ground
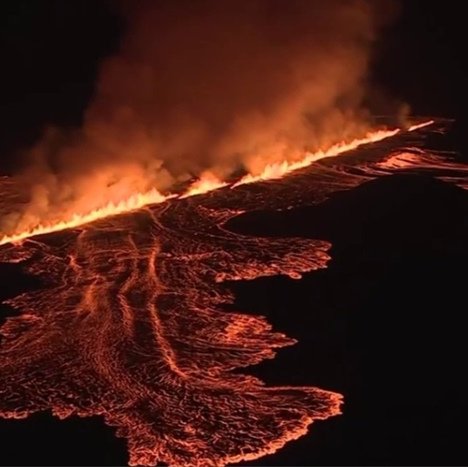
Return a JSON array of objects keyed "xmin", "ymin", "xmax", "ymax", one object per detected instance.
[{"xmin": 1, "ymin": 171, "xmax": 467, "ymax": 466}]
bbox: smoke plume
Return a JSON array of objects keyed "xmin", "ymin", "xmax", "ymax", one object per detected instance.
[{"xmin": 4, "ymin": 0, "xmax": 397, "ymax": 234}]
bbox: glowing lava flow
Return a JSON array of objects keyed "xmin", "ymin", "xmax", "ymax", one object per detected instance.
[
  {"xmin": 180, "ymin": 172, "xmax": 229, "ymax": 198},
  {"xmin": 0, "ymin": 118, "xmax": 465, "ymax": 467},
  {"xmin": 0, "ymin": 189, "xmax": 171, "ymax": 246},
  {"xmin": 233, "ymin": 121, "xmax": 434, "ymax": 186},
  {"xmin": 407, "ymin": 120, "xmax": 434, "ymax": 132},
  {"xmin": 0, "ymin": 121, "xmax": 434, "ymax": 246}
]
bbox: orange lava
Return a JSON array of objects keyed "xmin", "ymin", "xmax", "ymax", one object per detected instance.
[
  {"xmin": 180, "ymin": 172, "xmax": 228, "ymax": 199},
  {"xmin": 0, "ymin": 121, "xmax": 434, "ymax": 246},
  {"xmin": 408, "ymin": 120, "xmax": 435, "ymax": 131},
  {"xmin": 0, "ymin": 118, "xmax": 465, "ymax": 466},
  {"xmin": 0, "ymin": 189, "xmax": 172, "ymax": 246},
  {"xmin": 232, "ymin": 128, "xmax": 400, "ymax": 186},
  {"xmin": 0, "ymin": 185, "xmax": 343, "ymax": 466},
  {"xmin": 233, "ymin": 120, "xmax": 435, "ymax": 187}
]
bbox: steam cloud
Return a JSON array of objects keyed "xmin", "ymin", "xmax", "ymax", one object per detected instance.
[{"xmin": 4, "ymin": 0, "xmax": 398, "ymax": 234}]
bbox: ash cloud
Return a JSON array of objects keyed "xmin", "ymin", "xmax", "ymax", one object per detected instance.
[{"xmin": 4, "ymin": 0, "xmax": 397, "ymax": 233}]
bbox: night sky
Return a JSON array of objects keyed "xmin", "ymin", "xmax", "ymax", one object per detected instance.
[{"xmin": 0, "ymin": 1, "xmax": 467, "ymax": 465}]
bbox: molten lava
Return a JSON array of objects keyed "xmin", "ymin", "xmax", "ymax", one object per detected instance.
[
  {"xmin": 0, "ymin": 119, "xmax": 466, "ymax": 466},
  {"xmin": 180, "ymin": 172, "xmax": 228, "ymax": 198},
  {"xmin": 0, "ymin": 189, "xmax": 171, "ymax": 246},
  {"xmin": 0, "ymin": 121, "xmax": 434, "ymax": 246}
]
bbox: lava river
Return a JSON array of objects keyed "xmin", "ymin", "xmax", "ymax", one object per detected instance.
[{"xmin": 0, "ymin": 121, "xmax": 466, "ymax": 466}]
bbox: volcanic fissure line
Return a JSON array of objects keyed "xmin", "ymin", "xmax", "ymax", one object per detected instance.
[
  {"xmin": 0, "ymin": 120, "xmax": 433, "ymax": 247},
  {"xmin": 1, "ymin": 121, "xmax": 466, "ymax": 466}
]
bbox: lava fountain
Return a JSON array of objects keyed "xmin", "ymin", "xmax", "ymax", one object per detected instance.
[{"xmin": 0, "ymin": 120, "xmax": 466, "ymax": 466}]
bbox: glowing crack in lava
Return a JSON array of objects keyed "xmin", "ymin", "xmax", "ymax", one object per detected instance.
[{"xmin": 0, "ymin": 120, "xmax": 466, "ymax": 466}]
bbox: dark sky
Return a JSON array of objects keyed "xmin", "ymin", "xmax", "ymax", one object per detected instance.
[
  {"xmin": 0, "ymin": 0, "xmax": 122, "ymax": 172},
  {"xmin": 371, "ymin": 2, "xmax": 464, "ymax": 118}
]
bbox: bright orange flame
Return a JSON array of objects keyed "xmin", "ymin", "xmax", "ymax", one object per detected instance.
[
  {"xmin": 0, "ymin": 189, "xmax": 171, "ymax": 246},
  {"xmin": 0, "ymin": 121, "xmax": 434, "ymax": 246},
  {"xmin": 180, "ymin": 172, "xmax": 228, "ymax": 199},
  {"xmin": 233, "ymin": 128, "xmax": 401, "ymax": 187},
  {"xmin": 408, "ymin": 120, "xmax": 434, "ymax": 132}
]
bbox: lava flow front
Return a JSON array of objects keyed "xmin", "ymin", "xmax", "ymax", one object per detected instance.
[{"xmin": 0, "ymin": 120, "xmax": 466, "ymax": 466}]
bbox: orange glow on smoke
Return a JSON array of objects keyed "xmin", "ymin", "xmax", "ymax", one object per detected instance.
[
  {"xmin": 233, "ymin": 120, "xmax": 435, "ymax": 187},
  {"xmin": 0, "ymin": 189, "xmax": 171, "ymax": 245},
  {"xmin": 0, "ymin": 121, "xmax": 434, "ymax": 246},
  {"xmin": 233, "ymin": 128, "xmax": 401, "ymax": 186},
  {"xmin": 180, "ymin": 172, "xmax": 228, "ymax": 198}
]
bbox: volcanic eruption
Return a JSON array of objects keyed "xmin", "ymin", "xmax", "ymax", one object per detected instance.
[{"xmin": 0, "ymin": 1, "xmax": 467, "ymax": 466}]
